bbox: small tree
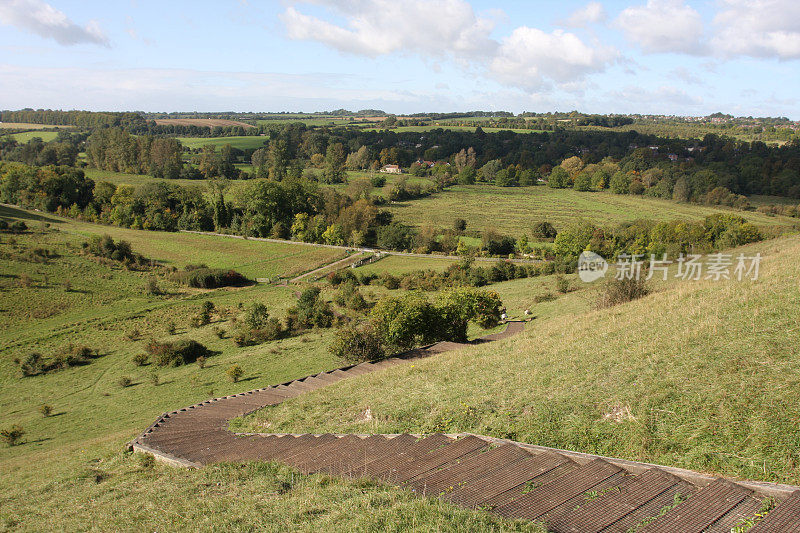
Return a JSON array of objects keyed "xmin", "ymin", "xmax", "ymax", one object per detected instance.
[
  {"xmin": 243, "ymin": 303, "xmax": 270, "ymax": 330},
  {"xmin": 118, "ymin": 376, "xmax": 133, "ymax": 388},
  {"xmin": 0, "ymin": 425, "xmax": 24, "ymax": 446},
  {"xmin": 226, "ymin": 364, "xmax": 244, "ymax": 383},
  {"xmin": 39, "ymin": 404, "xmax": 53, "ymax": 417}
]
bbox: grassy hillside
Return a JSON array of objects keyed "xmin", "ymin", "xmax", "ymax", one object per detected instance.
[
  {"xmin": 0, "ymin": 205, "xmax": 344, "ymax": 280},
  {"xmin": 0, "ymin": 211, "xmax": 545, "ymax": 531},
  {"xmin": 388, "ymin": 185, "xmax": 795, "ymax": 236},
  {"xmin": 238, "ymin": 236, "xmax": 800, "ymax": 486}
]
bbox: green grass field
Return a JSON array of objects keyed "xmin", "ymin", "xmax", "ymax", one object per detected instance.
[
  {"xmin": 0, "ymin": 205, "xmax": 345, "ymax": 280},
  {"xmin": 238, "ymin": 235, "xmax": 800, "ymax": 486},
  {"xmin": 1, "ymin": 131, "xmax": 60, "ymax": 143},
  {"xmin": 177, "ymin": 136, "xmax": 270, "ymax": 151},
  {"xmin": 388, "ymin": 185, "xmax": 796, "ymax": 236}
]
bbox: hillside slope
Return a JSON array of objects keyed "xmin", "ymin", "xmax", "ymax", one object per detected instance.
[{"xmin": 239, "ymin": 236, "xmax": 800, "ymax": 485}]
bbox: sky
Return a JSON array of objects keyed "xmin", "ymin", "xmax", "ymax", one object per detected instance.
[{"xmin": 0, "ymin": 0, "xmax": 799, "ymax": 118}]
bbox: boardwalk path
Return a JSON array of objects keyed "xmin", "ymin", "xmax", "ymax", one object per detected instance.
[{"xmin": 131, "ymin": 321, "xmax": 799, "ymax": 532}]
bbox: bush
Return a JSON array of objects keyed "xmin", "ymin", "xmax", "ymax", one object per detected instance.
[
  {"xmin": 531, "ymin": 221, "xmax": 557, "ymax": 241},
  {"xmin": 39, "ymin": 404, "xmax": 53, "ymax": 417},
  {"xmin": 233, "ymin": 318, "xmax": 285, "ymax": 346},
  {"xmin": 118, "ymin": 376, "xmax": 133, "ymax": 388},
  {"xmin": 227, "ymin": 364, "xmax": 244, "ymax": 383},
  {"xmin": 132, "ymin": 353, "xmax": 149, "ymax": 366},
  {"xmin": 196, "ymin": 356, "xmax": 207, "ymax": 369},
  {"xmin": 0, "ymin": 425, "xmax": 25, "ymax": 446},
  {"xmin": 170, "ymin": 267, "xmax": 249, "ymax": 289},
  {"xmin": 243, "ymin": 303, "xmax": 271, "ymax": 330},
  {"xmin": 146, "ymin": 278, "xmax": 161, "ymax": 295},
  {"xmin": 596, "ymin": 276, "xmax": 650, "ymax": 308},
  {"xmin": 329, "ymin": 322, "xmax": 385, "ymax": 364},
  {"xmin": 146, "ymin": 339, "xmax": 213, "ymax": 367},
  {"xmin": 165, "ymin": 321, "xmax": 177, "ymax": 335},
  {"xmin": 213, "ymin": 326, "xmax": 226, "ymax": 338},
  {"xmin": 555, "ymin": 275, "xmax": 571, "ymax": 294},
  {"xmin": 16, "ymin": 352, "xmax": 43, "ymax": 376},
  {"xmin": 370, "ymin": 175, "xmax": 386, "ymax": 187},
  {"xmin": 150, "ymin": 372, "xmax": 160, "ymax": 386}
]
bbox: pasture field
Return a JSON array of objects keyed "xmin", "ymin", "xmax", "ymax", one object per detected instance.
[
  {"xmin": 0, "ymin": 205, "xmax": 345, "ymax": 279},
  {"xmin": 239, "ymin": 235, "xmax": 800, "ymax": 486},
  {"xmin": 388, "ymin": 185, "xmax": 796, "ymax": 236},
  {"xmin": 1, "ymin": 131, "xmax": 60, "ymax": 143},
  {"xmin": 177, "ymin": 135, "xmax": 270, "ymax": 151},
  {"xmin": 0, "ymin": 208, "xmax": 543, "ymax": 531}
]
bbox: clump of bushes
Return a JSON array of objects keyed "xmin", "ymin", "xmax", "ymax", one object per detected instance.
[
  {"xmin": 83, "ymin": 234, "xmax": 148, "ymax": 267},
  {"xmin": 14, "ymin": 344, "xmax": 99, "ymax": 377},
  {"xmin": 330, "ymin": 287, "xmax": 504, "ymax": 363},
  {"xmin": 596, "ymin": 276, "xmax": 650, "ymax": 308},
  {"xmin": 1, "ymin": 425, "xmax": 25, "ymax": 446},
  {"xmin": 145, "ymin": 339, "xmax": 214, "ymax": 367},
  {"xmin": 329, "ymin": 322, "xmax": 384, "ymax": 364},
  {"xmin": 0, "ymin": 220, "xmax": 27, "ymax": 233},
  {"xmin": 333, "ymin": 281, "xmax": 368, "ymax": 311},
  {"xmin": 170, "ymin": 264, "xmax": 249, "ymax": 289}
]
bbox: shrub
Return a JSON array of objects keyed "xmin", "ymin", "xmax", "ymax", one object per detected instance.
[
  {"xmin": 379, "ymin": 273, "xmax": 400, "ymax": 290},
  {"xmin": 0, "ymin": 425, "xmax": 25, "ymax": 446},
  {"xmin": 16, "ymin": 352, "xmax": 43, "ymax": 376},
  {"xmin": 39, "ymin": 404, "xmax": 53, "ymax": 417},
  {"xmin": 165, "ymin": 321, "xmax": 177, "ymax": 335},
  {"xmin": 146, "ymin": 278, "xmax": 161, "ymax": 295},
  {"xmin": 132, "ymin": 353, "xmax": 149, "ymax": 366},
  {"xmin": 370, "ymin": 175, "xmax": 386, "ymax": 187},
  {"xmin": 170, "ymin": 267, "xmax": 249, "ymax": 288},
  {"xmin": 555, "ymin": 275, "xmax": 571, "ymax": 294},
  {"xmin": 233, "ymin": 318, "xmax": 285, "ymax": 346},
  {"xmin": 213, "ymin": 326, "xmax": 226, "ymax": 338},
  {"xmin": 10, "ymin": 221, "xmax": 28, "ymax": 233},
  {"xmin": 146, "ymin": 339, "xmax": 213, "ymax": 367},
  {"xmin": 226, "ymin": 364, "xmax": 244, "ymax": 383},
  {"xmin": 150, "ymin": 372, "xmax": 160, "ymax": 386},
  {"xmin": 196, "ymin": 355, "xmax": 207, "ymax": 369},
  {"xmin": 596, "ymin": 276, "xmax": 650, "ymax": 308},
  {"xmin": 531, "ymin": 221, "xmax": 557, "ymax": 241},
  {"xmin": 533, "ymin": 292, "xmax": 557, "ymax": 303},
  {"xmin": 243, "ymin": 303, "xmax": 271, "ymax": 330},
  {"xmin": 118, "ymin": 376, "xmax": 133, "ymax": 388},
  {"xmin": 329, "ymin": 322, "xmax": 385, "ymax": 364},
  {"xmin": 125, "ymin": 328, "xmax": 142, "ymax": 341}
]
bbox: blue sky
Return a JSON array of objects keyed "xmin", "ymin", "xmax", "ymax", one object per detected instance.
[{"xmin": 0, "ymin": 0, "xmax": 799, "ymax": 118}]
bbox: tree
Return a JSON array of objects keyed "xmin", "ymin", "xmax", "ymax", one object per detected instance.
[
  {"xmin": 226, "ymin": 364, "xmax": 244, "ymax": 383},
  {"xmin": 573, "ymin": 172, "xmax": 593, "ymax": 191},
  {"xmin": 609, "ymin": 171, "xmax": 631, "ymax": 194},
  {"xmin": 268, "ymin": 139, "xmax": 288, "ymax": 180},
  {"xmin": 323, "ymin": 143, "xmax": 346, "ymax": 183},
  {"xmin": 198, "ymin": 145, "xmax": 221, "ymax": 178},
  {"xmin": 548, "ymin": 167, "xmax": 570, "ymax": 188},
  {"xmin": 560, "ymin": 156, "xmax": 584, "ymax": 178},
  {"xmin": 251, "ymin": 147, "xmax": 269, "ymax": 178},
  {"xmin": 673, "ymin": 176, "xmax": 691, "ymax": 202},
  {"xmin": 453, "ymin": 147, "xmax": 476, "ymax": 172}
]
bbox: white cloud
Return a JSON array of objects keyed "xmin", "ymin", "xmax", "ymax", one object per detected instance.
[
  {"xmin": 0, "ymin": 0, "xmax": 109, "ymax": 46},
  {"xmin": 491, "ymin": 27, "xmax": 616, "ymax": 91},
  {"xmin": 564, "ymin": 2, "xmax": 607, "ymax": 27},
  {"xmin": 281, "ymin": 1, "xmax": 616, "ymax": 93},
  {"xmin": 711, "ymin": 0, "xmax": 800, "ymax": 59},
  {"xmin": 280, "ymin": 0, "xmax": 497, "ymax": 58},
  {"xmin": 615, "ymin": 0, "xmax": 705, "ymax": 54}
]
